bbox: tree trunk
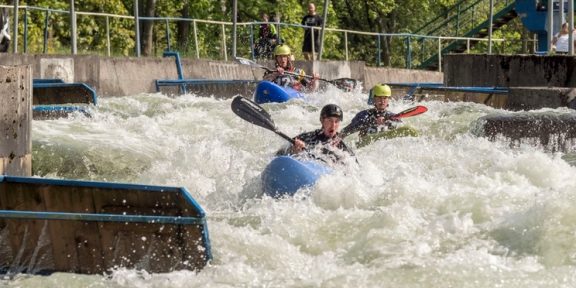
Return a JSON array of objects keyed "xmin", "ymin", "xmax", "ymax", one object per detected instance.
[
  {"xmin": 177, "ymin": 1, "xmax": 191, "ymax": 53},
  {"xmin": 141, "ymin": 0, "xmax": 156, "ymax": 56}
]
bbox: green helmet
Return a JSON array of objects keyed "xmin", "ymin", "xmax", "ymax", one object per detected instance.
[
  {"xmin": 274, "ymin": 44, "xmax": 291, "ymax": 56},
  {"xmin": 372, "ymin": 84, "xmax": 392, "ymax": 97}
]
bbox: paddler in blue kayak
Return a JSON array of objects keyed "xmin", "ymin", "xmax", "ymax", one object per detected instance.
[
  {"xmin": 278, "ymin": 104, "xmax": 354, "ymax": 162},
  {"xmin": 263, "ymin": 44, "xmax": 319, "ymax": 92},
  {"xmin": 341, "ymin": 84, "xmax": 401, "ymax": 139}
]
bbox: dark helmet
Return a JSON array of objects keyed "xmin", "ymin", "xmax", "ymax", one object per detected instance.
[{"xmin": 320, "ymin": 104, "xmax": 343, "ymax": 121}]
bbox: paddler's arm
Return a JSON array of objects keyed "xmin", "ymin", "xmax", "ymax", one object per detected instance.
[
  {"xmin": 263, "ymin": 67, "xmax": 285, "ymax": 82},
  {"xmin": 275, "ymin": 138, "xmax": 306, "ymax": 156}
]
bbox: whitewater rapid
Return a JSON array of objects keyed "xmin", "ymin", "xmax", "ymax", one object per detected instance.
[{"xmin": 4, "ymin": 88, "xmax": 576, "ymax": 287}]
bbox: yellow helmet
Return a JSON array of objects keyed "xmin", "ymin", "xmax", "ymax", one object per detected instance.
[
  {"xmin": 274, "ymin": 44, "xmax": 291, "ymax": 56},
  {"xmin": 372, "ymin": 84, "xmax": 392, "ymax": 97}
]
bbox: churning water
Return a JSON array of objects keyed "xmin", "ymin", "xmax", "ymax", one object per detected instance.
[{"xmin": 3, "ymin": 87, "xmax": 576, "ymax": 287}]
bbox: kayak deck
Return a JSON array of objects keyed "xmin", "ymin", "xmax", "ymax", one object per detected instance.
[
  {"xmin": 262, "ymin": 156, "xmax": 331, "ymax": 197},
  {"xmin": 356, "ymin": 125, "xmax": 419, "ymax": 148}
]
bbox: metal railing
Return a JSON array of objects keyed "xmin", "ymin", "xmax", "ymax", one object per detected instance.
[{"xmin": 1, "ymin": 4, "xmax": 530, "ymax": 70}]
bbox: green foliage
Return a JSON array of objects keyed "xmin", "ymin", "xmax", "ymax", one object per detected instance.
[{"xmin": 15, "ymin": 0, "xmax": 532, "ymax": 66}]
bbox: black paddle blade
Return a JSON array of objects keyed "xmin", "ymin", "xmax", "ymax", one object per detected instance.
[
  {"xmin": 330, "ymin": 78, "xmax": 358, "ymax": 92},
  {"xmin": 231, "ymin": 96, "xmax": 296, "ymax": 144},
  {"xmin": 231, "ymin": 96, "xmax": 276, "ymax": 131}
]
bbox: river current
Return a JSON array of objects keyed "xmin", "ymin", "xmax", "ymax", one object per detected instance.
[{"xmin": 3, "ymin": 87, "xmax": 576, "ymax": 287}]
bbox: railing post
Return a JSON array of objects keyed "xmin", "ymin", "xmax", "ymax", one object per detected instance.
[
  {"xmin": 250, "ymin": 23, "xmax": 255, "ymax": 60},
  {"xmin": 438, "ymin": 37, "xmax": 442, "ymax": 72},
  {"xmin": 193, "ymin": 19, "xmax": 199, "ymax": 59},
  {"xmin": 276, "ymin": 21, "xmax": 281, "ymax": 45},
  {"xmin": 23, "ymin": 7, "xmax": 27, "ymax": 53},
  {"xmin": 221, "ymin": 23, "xmax": 227, "ymax": 61},
  {"xmin": 377, "ymin": 34, "xmax": 381, "ymax": 66},
  {"xmin": 106, "ymin": 16, "xmax": 110, "ymax": 56},
  {"xmin": 70, "ymin": 0, "xmax": 77, "ymax": 55},
  {"xmin": 43, "ymin": 11, "xmax": 48, "ymax": 53},
  {"xmin": 488, "ymin": 0, "xmax": 494, "ymax": 54},
  {"xmin": 134, "ymin": 0, "xmax": 141, "ymax": 57},
  {"xmin": 165, "ymin": 19, "xmax": 171, "ymax": 51},
  {"xmin": 12, "ymin": 0, "xmax": 18, "ymax": 53},
  {"xmin": 311, "ymin": 28, "xmax": 315, "ymax": 60},
  {"xmin": 405, "ymin": 35, "xmax": 412, "ymax": 69},
  {"xmin": 344, "ymin": 31, "xmax": 348, "ymax": 61},
  {"xmin": 570, "ymin": 0, "xmax": 574, "ymax": 55}
]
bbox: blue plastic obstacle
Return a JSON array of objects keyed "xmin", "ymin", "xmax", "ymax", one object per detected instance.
[
  {"xmin": 0, "ymin": 175, "xmax": 211, "ymax": 275},
  {"xmin": 155, "ymin": 51, "xmax": 258, "ymax": 98},
  {"xmin": 32, "ymin": 78, "xmax": 97, "ymax": 119}
]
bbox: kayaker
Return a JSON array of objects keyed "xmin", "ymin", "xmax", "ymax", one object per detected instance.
[
  {"xmin": 341, "ymin": 84, "xmax": 402, "ymax": 140},
  {"xmin": 263, "ymin": 44, "xmax": 319, "ymax": 92},
  {"xmin": 278, "ymin": 104, "xmax": 354, "ymax": 162}
]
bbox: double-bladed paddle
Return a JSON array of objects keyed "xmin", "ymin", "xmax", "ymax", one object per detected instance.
[
  {"xmin": 231, "ymin": 95, "xmax": 295, "ymax": 144},
  {"xmin": 341, "ymin": 105, "xmax": 428, "ymax": 137},
  {"xmin": 391, "ymin": 105, "xmax": 428, "ymax": 119},
  {"xmin": 235, "ymin": 56, "xmax": 358, "ymax": 92}
]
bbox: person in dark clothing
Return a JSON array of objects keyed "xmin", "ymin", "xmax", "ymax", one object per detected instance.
[
  {"xmin": 254, "ymin": 12, "xmax": 277, "ymax": 59},
  {"xmin": 301, "ymin": 3, "xmax": 323, "ymax": 61},
  {"xmin": 278, "ymin": 104, "xmax": 354, "ymax": 163},
  {"xmin": 341, "ymin": 84, "xmax": 401, "ymax": 140}
]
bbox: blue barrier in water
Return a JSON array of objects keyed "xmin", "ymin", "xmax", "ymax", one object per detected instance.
[
  {"xmin": 155, "ymin": 51, "xmax": 258, "ymax": 96},
  {"xmin": 0, "ymin": 175, "xmax": 211, "ymax": 275},
  {"xmin": 32, "ymin": 79, "xmax": 97, "ymax": 119}
]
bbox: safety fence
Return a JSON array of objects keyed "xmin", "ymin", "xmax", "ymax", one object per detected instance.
[{"xmin": 1, "ymin": 4, "xmax": 534, "ymax": 70}]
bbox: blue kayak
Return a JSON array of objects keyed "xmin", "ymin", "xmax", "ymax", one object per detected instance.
[
  {"xmin": 262, "ymin": 156, "xmax": 332, "ymax": 198},
  {"xmin": 253, "ymin": 81, "xmax": 303, "ymax": 104}
]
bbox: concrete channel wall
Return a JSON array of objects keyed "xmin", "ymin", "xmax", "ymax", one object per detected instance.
[
  {"xmin": 443, "ymin": 54, "xmax": 576, "ymax": 151},
  {"xmin": 0, "ymin": 53, "xmax": 442, "ymax": 98},
  {"xmin": 443, "ymin": 54, "xmax": 576, "ymax": 110}
]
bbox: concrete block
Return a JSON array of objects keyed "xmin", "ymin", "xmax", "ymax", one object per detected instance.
[
  {"xmin": 507, "ymin": 87, "xmax": 576, "ymax": 110},
  {"xmin": 472, "ymin": 112, "xmax": 576, "ymax": 152},
  {"xmin": 0, "ymin": 65, "xmax": 32, "ymax": 176}
]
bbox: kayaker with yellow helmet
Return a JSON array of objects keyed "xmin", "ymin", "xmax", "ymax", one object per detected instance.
[
  {"xmin": 341, "ymin": 84, "xmax": 401, "ymax": 139},
  {"xmin": 263, "ymin": 44, "xmax": 319, "ymax": 91}
]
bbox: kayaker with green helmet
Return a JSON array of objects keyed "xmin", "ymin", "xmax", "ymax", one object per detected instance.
[
  {"xmin": 341, "ymin": 84, "xmax": 401, "ymax": 139},
  {"xmin": 277, "ymin": 104, "xmax": 354, "ymax": 161},
  {"xmin": 263, "ymin": 44, "xmax": 319, "ymax": 91}
]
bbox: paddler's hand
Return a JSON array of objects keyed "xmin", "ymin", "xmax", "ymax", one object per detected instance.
[
  {"xmin": 389, "ymin": 114, "xmax": 400, "ymax": 121},
  {"xmin": 276, "ymin": 67, "xmax": 285, "ymax": 75},
  {"xmin": 312, "ymin": 73, "xmax": 320, "ymax": 80},
  {"xmin": 375, "ymin": 115, "xmax": 386, "ymax": 125},
  {"xmin": 291, "ymin": 138, "xmax": 306, "ymax": 154}
]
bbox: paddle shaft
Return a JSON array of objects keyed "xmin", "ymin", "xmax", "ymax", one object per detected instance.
[
  {"xmin": 275, "ymin": 130, "xmax": 296, "ymax": 144},
  {"xmin": 235, "ymin": 56, "xmax": 352, "ymax": 87},
  {"xmin": 342, "ymin": 105, "xmax": 428, "ymax": 138}
]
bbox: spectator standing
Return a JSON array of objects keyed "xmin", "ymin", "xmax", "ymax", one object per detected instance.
[
  {"xmin": 551, "ymin": 22, "xmax": 576, "ymax": 54},
  {"xmin": 254, "ymin": 13, "xmax": 277, "ymax": 59},
  {"xmin": 301, "ymin": 3, "xmax": 323, "ymax": 61}
]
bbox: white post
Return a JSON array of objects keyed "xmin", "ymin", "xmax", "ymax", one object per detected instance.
[
  {"xmin": 70, "ymin": 0, "xmax": 77, "ymax": 54},
  {"xmin": 488, "ymin": 0, "xmax": 494, "ymax": 54},
  {"xmin": 547, "ymin": 0, "xmax": 554, "ymax": 52},
  {"xmin": 570, "ymin": 0, "xmax": 574, "ymax": 55}
]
